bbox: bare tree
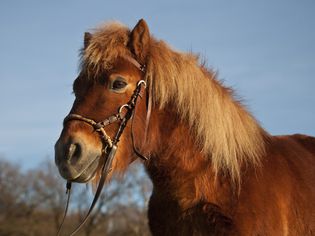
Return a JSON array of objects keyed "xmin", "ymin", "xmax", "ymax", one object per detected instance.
[
  {"xmin": 29, "ymin": 159, "xmax": 68, "ymax": 234},
  {"xmin": 0, "ymin": 159, "xmax": 40, "ymax": 235},
  {"xmin": 0, "ymin": 158, "xmax": 152, "ymax": 236}
]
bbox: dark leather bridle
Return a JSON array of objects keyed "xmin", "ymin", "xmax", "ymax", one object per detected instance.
[{"xmin": 57, "ymin": 56, "xmax": 149, "ymax": 236}]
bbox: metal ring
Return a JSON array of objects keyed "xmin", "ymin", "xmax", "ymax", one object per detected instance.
[
  {"xmin": 118, "ymin": 104, "xmax": 130, "ymax": 115},
  {"xmin": 137, "ymin": 80, "xmax": 146, "ymax": 88}
]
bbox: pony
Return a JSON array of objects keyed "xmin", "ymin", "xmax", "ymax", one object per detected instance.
[{"xmin": 55, "ymin": 19, "xmax": 315, "ymax": 235}]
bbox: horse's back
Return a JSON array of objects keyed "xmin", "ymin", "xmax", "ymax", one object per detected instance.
[
  {"xmin": 274, "ymin": 134, "xmax": 315, "ymax": 183},
  {"xmin": 290, "ymin": 133, "xmax": 315, "ymax": 155}
]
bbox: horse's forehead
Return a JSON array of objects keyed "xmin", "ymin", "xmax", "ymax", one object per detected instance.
[
  {"xmin": 110, "ymin": 59, "xmax": 142, "ymax": 75},
  {"xmin": 79, "ymin": 59, "xmax": 141, "ymax": 87}
]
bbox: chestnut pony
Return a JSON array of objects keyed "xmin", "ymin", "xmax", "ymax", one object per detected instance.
[{"xmin": 55, "ymin": 19, "xmax": 315, "ymax": 235}]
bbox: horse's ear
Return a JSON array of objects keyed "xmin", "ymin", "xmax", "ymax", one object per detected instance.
[
  {"xmin": 84, "ymin": 32, "xmax": 92, "ymax": 49},
  {"xmin": 128, "ymin": 19, "xmax": 150, "ymax": 64}
]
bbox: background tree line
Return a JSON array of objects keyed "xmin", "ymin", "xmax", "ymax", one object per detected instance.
[{"xmin": 0, "ymin": 158, "xmax": 152, "ymax": 236}]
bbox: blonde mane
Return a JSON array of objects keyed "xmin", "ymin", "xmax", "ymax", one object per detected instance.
[{"xmin": 82, "ymin": 22, "xmax": 268, "ymax": 183}]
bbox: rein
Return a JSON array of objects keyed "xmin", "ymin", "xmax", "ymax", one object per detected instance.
[{"xmin": 57, "ymin": 56, "xmax": 149, "ymax": 236}]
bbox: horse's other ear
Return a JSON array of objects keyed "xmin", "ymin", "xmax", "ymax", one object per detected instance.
[
  {"xmin": 128, "ymin": 19, "xmax": 150, "ymax": 64},
  {"xmin": 84, "ymin": 32, "xmax": 92, "ymax": 49}
]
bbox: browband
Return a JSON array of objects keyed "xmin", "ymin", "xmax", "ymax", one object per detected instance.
[{"xmin": 120, "ymin": 55, "xmax": 146, "ymax": 73}]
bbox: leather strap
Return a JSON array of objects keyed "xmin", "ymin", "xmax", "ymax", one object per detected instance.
[{"xmin": 120, "ymin": 55, "xmax": 146, "ymax": 73}]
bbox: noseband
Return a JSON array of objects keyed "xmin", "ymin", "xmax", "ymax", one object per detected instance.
[{"xmin": 57, "ymin": 57, "xmax": 149, "ymax": 236}]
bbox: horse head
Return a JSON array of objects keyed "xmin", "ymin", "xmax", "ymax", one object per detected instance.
[{"xmin": 55, "ymin": 19, "xmax": 151, "ymax": 184}]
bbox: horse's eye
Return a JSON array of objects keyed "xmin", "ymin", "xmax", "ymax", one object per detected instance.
[{"xmin": 112, "ymin": 78, "xmax": 127, "ymax": 90}]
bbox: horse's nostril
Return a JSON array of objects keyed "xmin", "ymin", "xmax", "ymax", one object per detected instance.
[
  {"xmin": 66, "ymin": 143, "xmax": 81, "ymax": 161},
  {"xmin": 66, "ymin": 143, "xmax": 76, "ymax": 160}
]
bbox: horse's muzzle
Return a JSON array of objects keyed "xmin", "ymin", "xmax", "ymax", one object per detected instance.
[{"xmin": 54, "ymin": 135, "xmax": 101, "ymax": 182}]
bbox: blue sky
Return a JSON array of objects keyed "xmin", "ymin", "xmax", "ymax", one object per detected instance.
[{"xmin": 0, "ymin": 0, "xmax": 314, "ymax": 169}]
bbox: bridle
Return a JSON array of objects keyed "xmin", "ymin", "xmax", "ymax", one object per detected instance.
[{"xmin": 57, "ymin": 55, "xmax": 150, "ymax": 236}]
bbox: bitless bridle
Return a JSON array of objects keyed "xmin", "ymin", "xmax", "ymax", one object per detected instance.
[{"xmin": 57, "ymin": 56, "xmax": 149, "ymax": 236}]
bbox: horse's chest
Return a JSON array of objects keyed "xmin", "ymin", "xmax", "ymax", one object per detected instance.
[{"xmin": 147, "ymin": 193, "xmax": 236, "ymax": 236}]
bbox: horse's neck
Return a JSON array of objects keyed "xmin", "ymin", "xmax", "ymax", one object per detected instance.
[{"xmin": 145, "ymin": 108, "xmax": 236, "ymax": 212}]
